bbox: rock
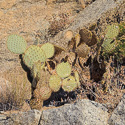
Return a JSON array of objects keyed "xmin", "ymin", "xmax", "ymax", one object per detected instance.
[
  {"xmin": 0, "ymin": 110, "xmax": 41, "ymax": 125},
  {"xmin": 108, "ymin": 94, "xmax": 125, "ymax": 125},
  {"xmin": 40, "ymin": 99, "xmax": 109, "ymax": 125},
  {"xmin": 0, "ymin": 99, "xmax": 109, "ymax": 125}
]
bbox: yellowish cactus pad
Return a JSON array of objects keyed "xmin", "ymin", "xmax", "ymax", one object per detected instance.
[
  {"xmin": 49, "ymin": 75, "xmax": 61, "ymax": 92},
  {"xmin": 41, "ymin": 43, "xmax": 55, "ymax": 58},
  {"xmin": 56, "ymin": 62, "xmax": 71, "ymax": 78},
  {"xmin": 31, "ymin": 61, "xmax": 42, "ymax": 81},
  {"xmin": 7, "ymin": 34, "xmax": 27, "ymax": 54},
  {"xmin": 62, "ymin": 76, "xmax": 77, "ymax": 92},
  {"xmin": 74, "ymin": 71, "xmax": 80, "ymax": 87},
  {"xmin": 105, "ymin": 24, "xmax": 119, "ymax": 39},
  {"xmin": 23, "ymin": 45, "xmax": 46, "ymax": 69}
]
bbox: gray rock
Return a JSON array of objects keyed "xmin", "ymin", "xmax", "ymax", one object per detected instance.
[
  {"xmin": 108, "ymin": 94, "xmax": 125, "ymax": 125},
  {"xmin": 0, "ymin": 110, "xmax": 41, "ymax": 125},
  {"xmin": 40, "ymin": 99, "xmax": 109, "ymax": 125},
  {"xmin": 0, "ymin": 99, "xmax": 109, "ymax": 125}
]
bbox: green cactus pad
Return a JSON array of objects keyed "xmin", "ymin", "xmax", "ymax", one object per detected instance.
[
  {"xmin": 105, "ymin": 24, "xmax": 119, "ymax": 39},
  {"xmin": 62, "ymin": 76, "xmax": 77, "ymax": 92},
  {"xmin": 56, "ymin": 62, "xmax": 71, "ymax": 78},
  {"xmin": 34, "ymin": 84, "xmax": 52, "ymax": 101},
  {"xmin": 74, "ymin": 71, "xmax": 80, "ymax": 87},
  {"xmin": 23, "ymin": 45, "xmax": 46, "ymax": 69},
  {"xmin": 41, "ymin": 43, "xmax": 55, "ymax": 58},
  {"xmin": 102, "ymin": 38, "xmax": 117, "ymax": 53},
  {"xmin": 7, "ymin": 34, "xmax": 27, "ymax": 54},
  {"xmin": 49, "ymin": 75, "xmax": 61, "ymax": 92}
]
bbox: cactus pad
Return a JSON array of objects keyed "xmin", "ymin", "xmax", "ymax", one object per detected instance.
[
  {"xmin": 56, "ymin": 62, "xmax": 71, "ymax": 78},
  {"xmin": 88, "ymin": 32, "xmax": 97, "ymax": 46},
  {"xmin": 75, "ymin": 43, "xmax": 90, "ymax": 58},
  {"xmin": 105, "ymin": 24, "xmax": 119, "ymax": 39},
  {"xmin": 79, "ymin": 28, "xmax": 92, "ymax": 45},
  {"xmin": 102, "ymin": 38, "xmax": 117, "ymax": 53},
  {"xmin": 74, "ymin": 71, "xmax": 80, "ymax": 87},
  {"xmin": 75, "ymin": 34, "xmax": 80, "ymax": 47},
  {"xmin": 41, "ymin": 43, "xmax": 55, "ymax": 58},
  {"xmin": 34, "ymin": 84, "xmax": 52, "ymax": 101},
  {"xmin": 49, "ymin": 75, "xmax": 61, "ymax": 92},
  {"xmin": 62, "ymin": 76, "xmax": 77, "ymax": 92},
  {"xmin": 7, "ymin": 34, "xmax": 27, "ymax": 54},
  {"xmin": 23, "ymin": 45, "xmax": 46, "ymax": 69},
  {"xmin": 31, "ymin": 61, "xmax": 42, "ymax": 81}
]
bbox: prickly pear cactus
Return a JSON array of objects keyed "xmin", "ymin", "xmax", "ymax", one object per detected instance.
[
  {"xmin": 34, "ymin": 84, "xmax": 52, "ymax": 101},
  {"xmin": 41, "ymin": 43, "xmax": 55, "ymax": 58},
  {"xmin": 105, "ymin": 24, "xmax": 119, "ymax": 39},
  {"xmin": 75, "ymin": 34, "xmax": 80, "ymax": 47},
  {"xmin": 31, "ymin": 61, "xmax": 42, "ymax": 81},
  {"xmin": 56, "ymin": 62, "xmax": 71, "ymax": 78},
  {"xmin": 62, "ymin": 76, "xmax": 77, "ymax": 92},
  {"xmin": 23, "ymin": 45, "xmax": 46, "ymax": 69},
  {"xmin": 118, "ymin": 22, "xmax": 125, "ymax": 36},
  {"xmin": 79, "ymin": 28, "xmax": 92, "ymax": 45},
  {"xmin": 49, "ymin": 75, "xmax": 61, "ymax": 92},
  {"xmin": 75, "ymin": 43, "xmax": 90, "ymax": 58},
  {"xmin": 7, "ymin": 34, "xmax": 27, "ymax": 54},
  {"xmin": 74, "ymin": 71, "xmax": 80, "ymax": 87},
  {"xmin": 102, "ymin": 38, "xmax": 117, "ymax": 53}
]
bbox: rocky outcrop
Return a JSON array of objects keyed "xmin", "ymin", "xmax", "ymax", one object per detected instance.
[
  {"xmin": 0, "ymin": 110, "xmax": 41, "ymax": 125},
  {"xmin": 40, "ymin": 99, "xmax": 109, "ymax": 125},
  {"xmin": 0, "ymin": 94, "xmax": 125, "ymax": 125},
  {"xmin": 108, "ymin": 94, "xmax": 125, "ymax": 125},
  {"xmin": 0, "ymin": 99, "xmax": 109, "ymax": 125}
]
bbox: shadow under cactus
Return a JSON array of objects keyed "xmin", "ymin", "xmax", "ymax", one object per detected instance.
[
  {"xmin": 43, "ymin": 88, "xmax": 77, "ymax": 107},
  {"xmin": 19, "ymin": 54, "xmax": 33, "ymax": 84}
]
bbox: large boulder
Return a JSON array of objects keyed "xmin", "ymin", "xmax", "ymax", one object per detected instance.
[
  {"xmin": 0, "ymin": 99, "xmax": 109, "ymax": 125},
  {"xmin": 108, "ymin": 94, "xmax": 125, "ymax": 125},
  {"xmin": 40, "ymin": 99, "xmax": 109, "ymax": 125}
]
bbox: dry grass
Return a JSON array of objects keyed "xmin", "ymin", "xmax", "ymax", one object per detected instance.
[{"xmin": 0, "ymin": 66, "xmax": 31, "ymax": 111}]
